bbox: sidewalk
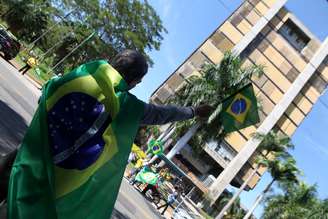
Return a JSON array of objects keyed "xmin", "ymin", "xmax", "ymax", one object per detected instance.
[{"xmin": 150, "ymin": 200, "xmax": 173, "ymax": 219}]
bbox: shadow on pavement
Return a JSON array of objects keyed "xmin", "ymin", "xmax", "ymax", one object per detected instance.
[
  {"xmin": 0, "ymin": 100, "xmax": 28, "ymax": 154},
  {"xmin": 0, "ymin": 100, "xmax": 28, "ymax": 201},
  {"xmin": 134, "ymin": 187, "xmax": 165, "ymax": 218},
  {"xmin": 111, "ymin": 209, "xmax": 131, "ymax": 219}
]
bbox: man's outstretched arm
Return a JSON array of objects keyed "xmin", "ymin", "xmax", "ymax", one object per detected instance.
[{"xmin": 141, "ymin": 103, "xmax": 213, "ymax": 125}]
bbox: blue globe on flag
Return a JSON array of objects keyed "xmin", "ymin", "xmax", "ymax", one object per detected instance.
[{"xmin": 230, "ymin": 98, "xmax": 247, "ymax": 115}]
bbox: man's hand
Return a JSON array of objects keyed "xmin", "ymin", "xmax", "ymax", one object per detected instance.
[{"xmin": 194, "ymin": 104, "xmax": 214, "ymax": 118}]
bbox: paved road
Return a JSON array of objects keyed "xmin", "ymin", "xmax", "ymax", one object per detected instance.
[
  {"xmin": 0, "ymin": 58, "xmax": 39, "ymax": 155},
  {"xmin": 113, "ymin": 179, "xmax": 164, "ymax": 219},
  {"xmin": 0, "ymin": 58, "xmax": 162, "ymax": 219}
]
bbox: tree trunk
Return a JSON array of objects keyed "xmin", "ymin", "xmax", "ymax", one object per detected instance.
[
  {"xmin": 243, "ymin": 179, "xmax": 275, "ymax": 219},
  {"xmin": 216, "ymin": 152, "xmax": 269, "ymax": 219},
  {"xmin": 216, "ymin": 166, "xmax": 260, "ymax": 219}
]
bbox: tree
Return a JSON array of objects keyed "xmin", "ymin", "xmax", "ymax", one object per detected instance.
[
  {"xmin": 216, "ymin": 130, "xmax": 294, "ymax": 219},
  {"xmin": 49, "ymin": 0, "xmax": 166, "ymax": 66},
  {"xmin": 243, "ymin": 156, "xmax": 300, "ymax": 219},
  {"xmin": 262, "ymin": 182, "xmax": 328, "ymax": 219},
  {"xmin": 166, "ymin": 52, "xmax": 264, "ymax": 157},
  {"xmin": 309, "ymin": 198, "xmax": 328, "ymax": 219},
  {"xmin": 1, "ymin": 0, "xmax": 166, "ymax": 73},
  {"xmin": 262, "ymin": 182, "xmax": 316, "ymax": 218},
  {"xmin": 3, "ymin": 0, "xmax": 50, "ymax": 42},
  {"xmin": 203, "ymin": 191, "xmax": 246, "ymax": 219}
]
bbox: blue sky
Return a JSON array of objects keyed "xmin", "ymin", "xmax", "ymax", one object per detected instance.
[{"xmin": 131, "ymin": 0, "xmax": 328, "ymax": 217}]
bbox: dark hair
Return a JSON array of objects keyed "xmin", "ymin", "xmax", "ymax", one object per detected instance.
[{"xmin": 111, "ymin": 49, "xmax": 148, "ymax": 83}]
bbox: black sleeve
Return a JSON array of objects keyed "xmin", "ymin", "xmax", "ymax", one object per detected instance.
[{"xmin": 140, "ymin": 102, "xmax": 195, "ymax": 125}]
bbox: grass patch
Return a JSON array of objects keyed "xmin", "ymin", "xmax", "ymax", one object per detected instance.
[{"xmin": 16, "ymin": 51, "xmax": 54, "ymax": 85}]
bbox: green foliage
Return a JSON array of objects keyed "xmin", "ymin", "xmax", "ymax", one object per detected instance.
[
  {"xmin": 134, "ymin": 126, "xmax": 160, "ymax": 149},
  {"xmin": 258, "ymin": 156, "xmax": 299, "ymax": 185},
  {"xmin": 202, "ymin": 191, "xmax": 246, "ymax": 219},
  {"xmin": 262, "ymin": 182, "xmax": 328, "ymax": 219},
  {"xmin": 244, "ymin": 156, "xmax": 300, "ymax": 218},
  {"xmin": 253, "ymin": 130, "xmax": 294, "ymax": 164},
  {"xmin": 168, "ymin": 52, "xmax": 264, "ymax": 153},
  {"xmin": 0, "ymin": 0, "xmax": 166, "ymax": 75},
  {"xmin": 2, "ymin": 0, "xmax": 50, "ymax": 42},
  {"xmin": 254, "ymin": 130, "xmax": 294, "ymax": 154}
]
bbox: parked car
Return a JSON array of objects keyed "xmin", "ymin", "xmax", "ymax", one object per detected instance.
[{"xmin": 0, "ymin": 26, "xmax": 20, "ymax": 60}]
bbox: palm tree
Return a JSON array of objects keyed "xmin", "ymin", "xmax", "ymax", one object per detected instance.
[
  {"xmin": 262, "ymin": 181, "xmax": 328, "ymax": 219},
  {"xmin": 165, "ymin": 52, "xmax": 264, "ymax": 158},
  {"xmin": 216, "ymin": 130, "xmax": 294, "ymax": 218},
  {"xmin": 262, "ymin": 182, "xmax": 318, "ymax": 219},
  {"xmin": 243, "ymin": 156, "xmax": 300, "ymax": 219},
  {"xmin": 308, "ymin": 198, "xmax": 328, "ymax": 219},
  {"xmin": 223, "ymin": 196, "xmax": 246, "ymax": 219},
  {"xmin": 203, "ymin": 191, "xmax": 246, "ymax": 219}
]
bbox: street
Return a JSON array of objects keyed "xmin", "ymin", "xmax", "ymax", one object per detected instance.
[{"xmin": 0, "ymin": 58, "xmax": 163, "ymax": 219}]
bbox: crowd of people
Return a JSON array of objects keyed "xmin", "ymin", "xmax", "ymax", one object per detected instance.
[{"xmin": 127, "ymin": 148, "xmax": 182, "ymax": 216}]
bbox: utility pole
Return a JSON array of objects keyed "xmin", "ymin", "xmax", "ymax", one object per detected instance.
[
  {"xmin": 39, "ymin": 33, "xmax": 72, "ymax": 62},
  {"xmin": 24, "ymin": 10, "xmax": 76, "ymax": 53}
]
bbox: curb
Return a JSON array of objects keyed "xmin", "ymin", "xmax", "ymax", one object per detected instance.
[{"xmin": 24, "ymin": 74, "xmax": 43, "ymax": 90}]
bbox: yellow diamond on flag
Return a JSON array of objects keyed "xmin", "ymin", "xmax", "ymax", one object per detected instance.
[{"xmin": 226, "ymin": 93, "xmax": 252, "ymax": 124}]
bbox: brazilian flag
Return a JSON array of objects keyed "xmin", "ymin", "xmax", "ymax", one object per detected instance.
[
  {"xmin": 7, "ymin": 60, "xmax": 145, "ymax": 219},
  {"xmin": 146, "ymin": 139, "xmax": 163, "ymax": 155},
  {"xmin": 220, "ymin": 84, "xmax": 259, "ymax": 133},
  {"xmin": 134, "ymin": 167, "xmax": 159, "ymax": 185}
]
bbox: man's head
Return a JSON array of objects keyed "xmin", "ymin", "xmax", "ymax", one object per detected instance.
[{"xmin": 111, "ymin": 49, "xmax": 148, "ymax": 89}]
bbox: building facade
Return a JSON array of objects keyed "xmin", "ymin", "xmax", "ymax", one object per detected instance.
[{"xmin": 150, "ymin": 0, "xmax": 328, "ymax": 204}]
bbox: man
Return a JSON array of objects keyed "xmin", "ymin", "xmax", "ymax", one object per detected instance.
[
  {"xmin": 19, "ymin": 55, "xmax": 38, "ymax": 75},
  {"xmin": 157, "ymin": 190, "xmax": 178, "ymax": 215},
  {"xmin": 7, "ymin": 50, "xmax": 212, "ymax": 219}
]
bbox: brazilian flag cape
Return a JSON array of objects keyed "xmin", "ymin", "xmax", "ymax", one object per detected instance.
[{"xmin": 7, "ymin": 60, "xmax": 145, "ymax": 219}]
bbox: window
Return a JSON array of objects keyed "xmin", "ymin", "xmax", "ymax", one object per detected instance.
[
  {"xmin": 286, "ymin": 67, "xmax": 299, "ymax": 82},
  {"xmin": 152, "ymin": 97, "xmax": 163, "ymax": 105},
  {"xmin": 309, "ymin": 72, "xmax": 327, "ymax": 94},
  {"xmin": 230, "ymin": 13, "xmax": 243, "ymax": 27},
  {"xmin": 156, "ymin": 86, "xmax": 173, "ymax": 102},
  {"xmin": 278, "ymin": 19, "xmax": 310, "ymax": 52},
  {"xmin": 208, "ymin": 140, "xmax": 237, "ymax": 162},
  {"xmin": 240, "ymin": 2, "xmax": 253, "ymax": 18},
  {"xmin": 211, "ymin": 31, "xmax": 225, "ymax": 46},
  {"xmin": 249, "ymin": 0, "xmax": 261, "ymax": 5},
  {"xmin": 167, "ymin": 73, "xmax": 184, "ymax": 90},
  {"xmin": 240, "ymin": 33, "xmax": 264, "ymax": 60},
  {"xmin": 253, "ymin": 74, "xmax": 268, "ymax": 88},
  {"xmin": 262, "ymin": 80, "xmax": 275, "ymax": 95},
  {"xmin": 177, "ymin": 62, "xmax": 193, "ymax": 78},
  {"xmin": 212, "ymin": 34, "xmax": 234, "ymax": 53},
  {"xmin": 189, "ymin": 51, "xmax": 209, "ymax": 70}
]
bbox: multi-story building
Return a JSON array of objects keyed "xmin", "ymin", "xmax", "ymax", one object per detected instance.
[{"xmin": 150, "ymin": 0, "xmax": 328, "ymax": 209}]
